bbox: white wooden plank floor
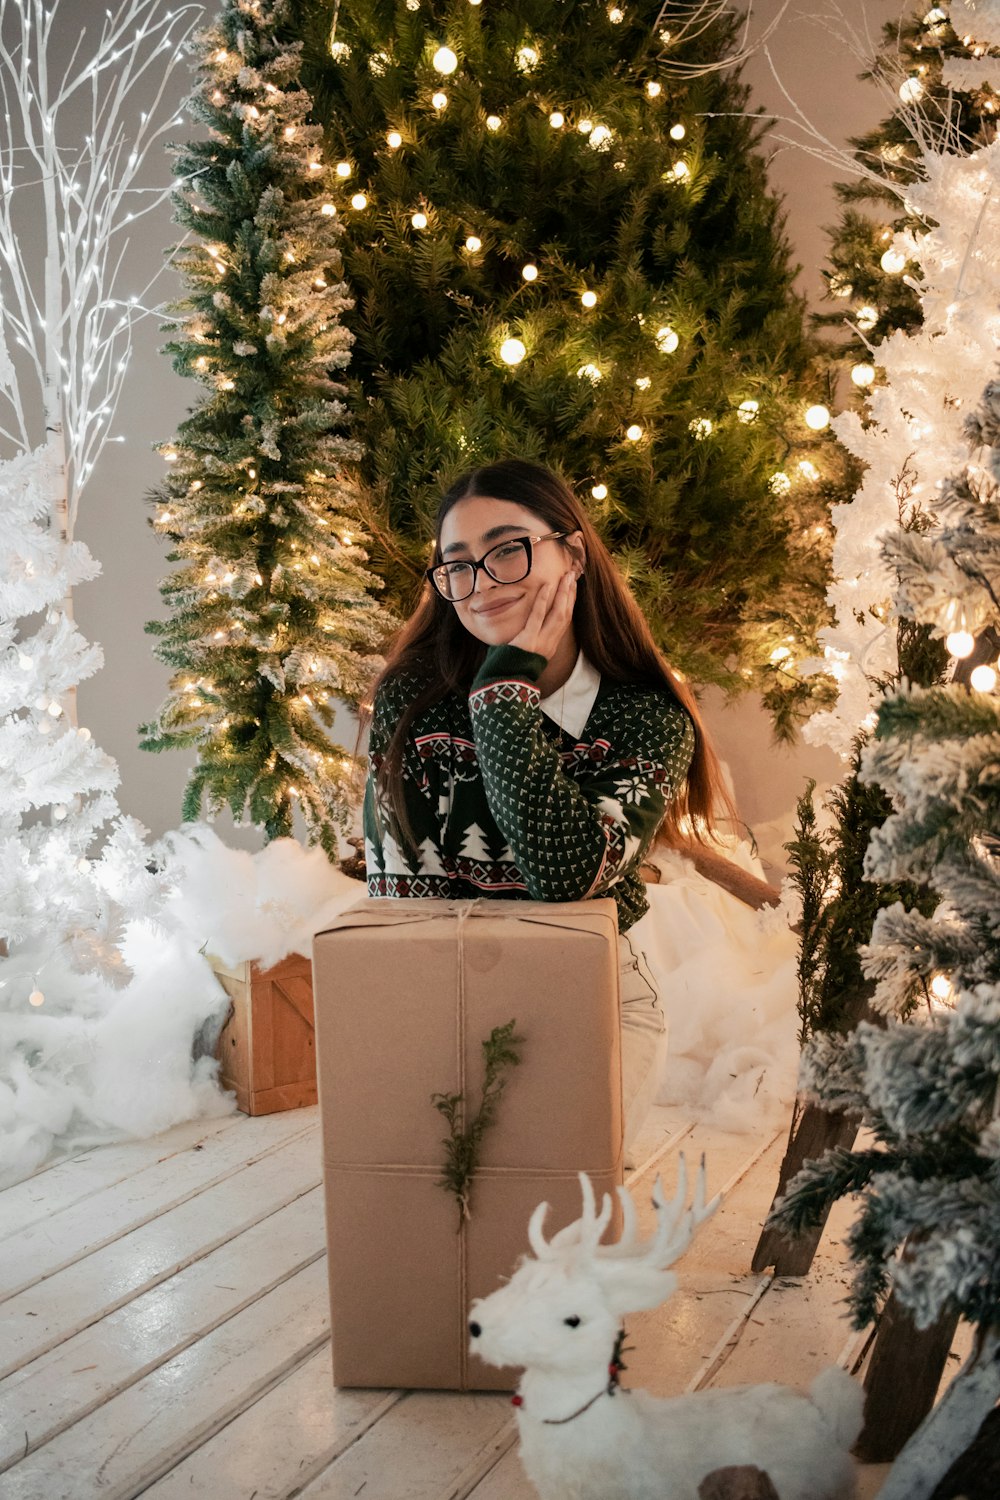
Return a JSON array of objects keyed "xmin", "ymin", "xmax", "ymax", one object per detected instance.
[{"xmin": 0, "ymin": 1102, "xmax": 957, "ymax": 1499}]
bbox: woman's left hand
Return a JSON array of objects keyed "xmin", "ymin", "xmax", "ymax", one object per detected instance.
[{"xmin": 510, "ymin": 568, "xmax": 577, "ymax": 660}]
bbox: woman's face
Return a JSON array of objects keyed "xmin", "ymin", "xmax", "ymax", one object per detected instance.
[{"xmin": 436, "ymin": 495, "xmax": 582, "ymax": 647}]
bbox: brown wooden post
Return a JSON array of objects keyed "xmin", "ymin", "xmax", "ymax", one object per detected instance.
[
  {"xmin": 928, "ymin": 1405, "xmax": 1000, "ymax": 1500},
  {"xmin": 698, "ymin": 1467, "xmax": 780, "ymax": 1500},
  {"xmin": 855, "ymin": 1287, "xmax": 961, "ymax": 1463}
]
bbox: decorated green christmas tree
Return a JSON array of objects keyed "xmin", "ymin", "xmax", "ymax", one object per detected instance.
[
  {"xmin": 143, "ymin": 0, "xmax": 395, "ymax": 855},
  {"xmin": 290, "ymin": 0, "xmax": 846, "ymax": 737}
]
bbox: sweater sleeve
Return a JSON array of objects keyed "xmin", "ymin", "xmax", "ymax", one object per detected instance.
[
  {"xmin": 363, "ymin": 670, "xmax": 437, "ymax": 892},
  {"xmin": 468, "ymin": 644, "xmax": 695, "ymax": 902}
]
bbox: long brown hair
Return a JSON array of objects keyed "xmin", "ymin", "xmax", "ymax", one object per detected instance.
[{"xmin": 365, "ymin": 459, "xmax": 739, "ymax": 851}]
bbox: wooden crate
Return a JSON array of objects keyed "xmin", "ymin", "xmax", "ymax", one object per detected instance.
[{"xmin": 212, "ymin": 952, "xmax": 317, "ymax": 1116}]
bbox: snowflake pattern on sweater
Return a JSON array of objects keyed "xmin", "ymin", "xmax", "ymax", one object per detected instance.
[{"xmin": 363, "ymin": 644, "xmax": 695, "ymax": 930}]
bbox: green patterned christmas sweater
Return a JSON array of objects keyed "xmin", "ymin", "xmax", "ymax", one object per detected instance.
[{"xmin": 363, "ymin": 643, "xmax": 696, "ymax": 931}]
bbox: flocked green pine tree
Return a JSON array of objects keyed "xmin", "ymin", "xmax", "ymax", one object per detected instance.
[
  {"xmin": 289, "ymin": 0, "xmax": 847, "ymax": 738},
  {"xmin": 142, "ymin": 0, "xmax": 395, "ymax": 855},
  {"xmin": 818, "ymin": 2, "xmax": 999, "ymax": 369},
  {"xmin": 771, "ymin": 371, "xmax": 1000, "ymax": 1500}
]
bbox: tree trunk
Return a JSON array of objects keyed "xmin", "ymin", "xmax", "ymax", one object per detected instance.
[
  {"xmin": 928, "ymin": 1406, "xmax": 1000, "ymax": 1500},
  {"xmin": 750, "ymin": 1097, "xmax": 860, "ymax": 1274},
  {"xmin": 875, "ymin": 1328, "xmax": 1000, "ymax": 1500},
  {"xmin": 698, "ymin": 1467, "xmax": 780, "ymax": 1500},
  {"xmin": 856, "ymin": 1290, "xmax": 961, "ymax": 1462}
]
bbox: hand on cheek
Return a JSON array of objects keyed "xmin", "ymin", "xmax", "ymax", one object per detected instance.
[{"xmin": 510, "ymin": 568, "xmax": 577, "ymax": 660}]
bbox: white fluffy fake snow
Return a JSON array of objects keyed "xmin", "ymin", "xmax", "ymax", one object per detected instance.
[{"xmin": 636, "ymin": 838, "xmax": 800, "ymax": 1133}]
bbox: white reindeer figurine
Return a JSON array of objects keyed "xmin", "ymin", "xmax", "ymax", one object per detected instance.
[{"xmin": 468, "ymin": 1159, "xmax": 863, "ymax": 1500}]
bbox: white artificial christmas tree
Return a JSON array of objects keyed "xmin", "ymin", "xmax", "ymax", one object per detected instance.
[{"xmin": 0, "ymin": 1, "xmax": 232, "ymax": 1183}]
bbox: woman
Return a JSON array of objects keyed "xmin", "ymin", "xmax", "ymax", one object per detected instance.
[{"xmin": 362, "ymin": 458, "xmax": 738, "ymax": 1151}]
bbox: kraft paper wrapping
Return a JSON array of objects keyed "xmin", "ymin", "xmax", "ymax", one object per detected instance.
[{"xmin": 312, "ymin": 898, "xmax": 624, "ymax": 1390}]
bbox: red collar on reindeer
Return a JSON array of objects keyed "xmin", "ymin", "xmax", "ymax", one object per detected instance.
[{"xmin": 511, "ymin": 1327, "xmax": 631, "ymax": 1424}]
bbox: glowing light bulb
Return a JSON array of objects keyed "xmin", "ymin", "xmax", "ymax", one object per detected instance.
[
  {"xmin": 321, "ymin": 203, "xmax": 337, "ymax": 216},
  {"xmin": 856, "ymin": 305, "xmax": 878, "ymax": 331},
  {"xmin": 432, "ymin": 91, "xmax": 448, "ymax": 110},
  {"xmin": 581, "ymin": 289, "xmax": 598, "ymax": 308},
  {"xmin": 433, "ymin": 46, "xmax": 458, "ymax": 74},
  {"xmin": 655, "ymin": 325, "xmax": 679, "ymax": 353},
  {"xmin": 805, "ymin": 404, "xmax": 830, "ymax": 430},
  {"xmin": 500, "ymin": 337, "xmax": 526, "ymax": 365},
  {"xmin": 646, "ymin": 81, "xmax": 661, "ymax": 99},
  {"xmin": 770, "ymin": 646, "xmax": 791, "ymax": 663},
  {"xmin": 769, "ymin": 471, "xmax": 792, "ymax": 495},
  {"xmin": 798, "ymin": 460, "xmax": 820, "ymax": 481},
  {"xmin": 411, "ymin": 211, "xmax": 428, "ymax": 229},
  {"xmin": 164, "ymin": 450, "xmax": 178, "ymax": 462},
  {"xmin": 947, "ymin": 630, "xmax": 975, "ymax": 657},
  {"xmin": 335, "ymin": 161, "xmax": 352, "ymax": 178},
  {"xmin": 608, "ymin": 6, "xmax": 625, "ymax": 21},
  {"xmin": 899, "ymin": 76, "xmax": 924, "ymax": 103},
  {"xmin": 589, "ymin": 124, "xmax": 613, "ymax": 149},
  {"xmin": 625, "ymin": 423, "xmax": 643, "ymax": 441},
  {"xmin": 689, "ymin": 417, "xmax": 712, "ymax": 440},
  {"xmin": 851, "ymin": 363, "xmax": 876, "ymax": 388},
  {"xmin": 29, "ymin": 989, "xmax": 45, "ymax": 1007},
  {"xmin": 930, "ymin": 973, "xmax": 953, "ymax": 1001},
  {"xmin": 635, "ymin": 376, "xmax": 651, "ymax": 390},
  {"xmin": 387, "ymin": 130, "xmax": 403, "ymax": 149},
  {"xmin": 549, "ymin": 111, "xmax": 564, "ymax": 129},
  {"xmin": 465, "ymin": 235, "xmax": 482, "ymax": 252},
  {"xmin": 669, "ymin": 123, "xmax": 686, "ymax": 140},
  {"xmin": 486, "ymin": 115, "xmax": 502, "ymax": 131},
  {"xmin": 591, "ymin": 483, "xmax": 608, "ymax": 500},
  {"xmin": 350, "ymin": 193, "xmax": 368, "ymax": 210},
  {"xmin": 330, "ymin": 41, "xmax": 351, "ymax": 62},
  {"xmin": 672, "ymin": 160, "xmax": 689, "ymax": 179},
  {"xmin": 521, "ymin": 263, "xmax": 539, "ymax": 281},
  {"xmin": 578, "ymin": 118, "xmax": 594, "ymax": 135},
  {"xmin": 881, "ymin": 247, "xmax": 906, "ymax": 274},
  {"xmin": 577, "ymin": 363, "xmax": 602, "ymax": 383},
  {"xmin": 516, "ymin": 46, "xmax": 539, "ymax": 72},
  {"xmin": 971, "ymin": 663, "xmax": 998, "ymax": 692},
  {"xmin": 737, "ymin": 399, "xmax": 759, "ymax": 423}
]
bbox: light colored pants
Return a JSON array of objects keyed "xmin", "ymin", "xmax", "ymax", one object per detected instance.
[{"xmin": 619, "ymin": 932, "xmax": 667, "ymax": 1155}]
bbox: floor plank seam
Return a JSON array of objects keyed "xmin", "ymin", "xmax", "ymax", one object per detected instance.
[
  {"xmin": 447, "ymin": 1421, "xmax": 520, "ymax": 1500},
  {"xmin": 624, "ymin": 1123, "xmax": 694, "ymax": 1188},
  {"xmin": 96, "ymin": 1330, "xmax": 333, "ymax": 1500},
  {"xmin": 0, "ymin": 1180, "xmax": 325, "ymax": 1383},
  {"xmin": 684, "ymin": 1272, "xmax": 775, "ymax": 1393},
  {"xmin": 0, "ymin": 1125, "xmax": 322, "ymax": 1306},
  {"xmin": 0, "ymin": 1248, "xmax": 329, "ymax": 1476},
  {"xmin": 282, "ymin": 1390, "xmax": 409, "ymax": 1500}
]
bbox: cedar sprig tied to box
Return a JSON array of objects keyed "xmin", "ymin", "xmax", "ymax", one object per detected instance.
[{"xmin": 432, "ymin": 1019, "xmax": 523, "ymax": 1226}]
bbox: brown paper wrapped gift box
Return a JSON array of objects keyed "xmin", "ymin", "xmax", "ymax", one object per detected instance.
[{"xmin": 312, "ymin": 897, "xmax": 624, "ymax": 1391}]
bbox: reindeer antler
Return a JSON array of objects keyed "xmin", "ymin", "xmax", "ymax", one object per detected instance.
[
  {"xmin": 597, "ymin": 1154, "xmax": 721, "ymax": 1268},
  {"xmin": 527, "ymin": 1173, "xmax": 614, "ymax": 1262}
]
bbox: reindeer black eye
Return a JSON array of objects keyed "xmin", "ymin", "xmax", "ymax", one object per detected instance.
[{"xmin": 563, "ymin": 1315, "xmax": 581, "ymax": 1328}]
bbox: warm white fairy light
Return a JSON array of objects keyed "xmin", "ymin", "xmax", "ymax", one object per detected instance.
[
  {"xmin": 689, "ymin": 417, "xmax": 712, "ymax": 439},
  {"xmin": 881, "ymin": 247, "xmax": 906, "ymax": 274},
  {"xmin": 549, "ymin": 111, "xmax": 565, "ymax": 129},
  {"xmin": 930, "ymin": 973, "xmax": 953, "ymax": 1002},
  {"xmin": 432, "ymin": 92, "xmax": 449, "ymax": 110},
  {"xmin": 522, "ymin": 263, "xmax": 538, "ymax": 280},
  {"xmin": 625, "ymin": 423, "xmax": 643, "ymax": 441},
  {"xmin": 577, "ymin": 363, "xmax": 602, "ymax": 382},
  {"xmin": 669, "ymin": 123, "xmax": 686, "ymax": 140},
  {"xmin": 852, "ymin": 363, "xmax": 876, "ymax": 387},
  {"xmin": 672, "ymin": 160, "xmax": 690, "ymax": 180},
  {"xmin": 798, "ymin": 460, "xmax": 820, "ymax": 481},
  {"xmin": 770, "ymin": 645, "xmax": 791, "ymax": 663},
  {"xmin": 589, "ymin": 124, "xmax": 613, "ymax": 150},
  {"xmin": 516, "ymin": 46, "xmax": 539, "ymax": 72},
  {"xmin": 805, "ymin": 404, "xmax": 830, "ymax": 430},
  {"xmin": 769, "ymin": 471, "xmax": 792, "ymax": 495},
  {"xmin": 581, "ymin": 289, "xmax": 598, "ymax": 308},
  {"xmin": 350, "ymin": 193, "xmax": 368, "ymax": 211},
  {"xmin": 646, "ymin": 81, "xmax": 662, "ymax": 99},
  {"xmin": 946, "ymin": 629, "xmax": 976, "ymax": 657},
  {"xmin": 608, "ymin": 6, "xmax": 625, "ymax": 21},
  {"xmin": 970, "ymin": 663, "xmax": 998, "ymax": 691},
  {"xmin": 737, "ymin": 399, "xmax": 759, "ymax": 423},
  {"xmin": 465, "ymin": 235, "xmax": 482, "ymax": 252},
  {"xmin": 655, "ymin": 325, "xmax": 679, "ymax": 353},
  {"xmin": 321, "ymin": 203, "xmax": 337, "ymax": 217},
  {"xmin": 578, "ymin": 118, "xmax": 594, "ymax": 135},
  {"xmin": 856, "ymin": 305, "xmax": 878, "ymax": 331},
  {"xmin": 411, "ymin": 211, "xmax": 428, "ymax": 229},
  {"xmin": 899, "ymin": 76, "xmax": 924, "ymax": 103},
  {"xmin": 335, "ymin": 161, "xmax": 352, "ymax": 178},
  {"xmin": 433, "ymin": 46, "xmax": 458, "ymax": 74},
  {"xmin": 592, "ymin": 483, "xmax": 608, "ymax": 500},
  {"xmin": 330, "ymin": 40, "xmax": 351, "ymax": 62},
  {"xmin": 486, "ymin": 115, "xmax": 502, "ymax": 131},
  {"xmin": 500, "ymin": 337, "xmax": 526, "ymax": 365},
  {"xmin": 386, "ymin": 130, "xmax": 403, "ymax": 149},
  {"xmin": 635, "ymin": 376, "xmax": 651, "ymax": 389},
  {"xmin": 29, "ymin": 989, "xmax": 46, "ymax": 1007}
]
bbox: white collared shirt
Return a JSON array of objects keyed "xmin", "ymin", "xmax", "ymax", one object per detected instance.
[{"xmin": 538, "ymin": 651, "xmax": 601, "ymax": 739}]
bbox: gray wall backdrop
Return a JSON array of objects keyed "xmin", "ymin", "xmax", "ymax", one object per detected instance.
[{"xmin": 63, "ymin": 1, "xmax": 902, "ymax": 866}]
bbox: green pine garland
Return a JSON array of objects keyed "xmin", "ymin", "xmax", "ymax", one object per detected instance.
[{"xmin": 432, "ymin": 1018, "xmax": 523, "ymax": 1226}]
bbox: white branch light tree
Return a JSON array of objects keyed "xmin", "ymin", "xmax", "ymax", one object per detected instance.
[{"xmin": 0, "ymin": 0, "xmax": 231, "ymax": 1184}]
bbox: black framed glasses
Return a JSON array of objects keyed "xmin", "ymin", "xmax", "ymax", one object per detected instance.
[{"xmin": 426, "ymin": 531, "xmax": 567, "ymax": 602}]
